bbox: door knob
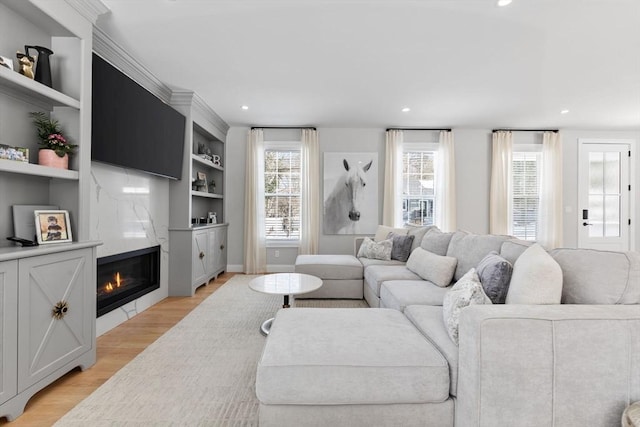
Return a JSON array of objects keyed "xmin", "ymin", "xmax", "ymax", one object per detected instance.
[
  {"xmin": 199, "ymin": 251, "xmax": 205, "ymax": 259},
  {"xmin": 582, "ymin": 222, "xmax": 591, "ymax": 226}
]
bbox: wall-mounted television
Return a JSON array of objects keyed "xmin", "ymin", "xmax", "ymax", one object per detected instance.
[{"xmin": 91, "ymin": 54, "xmax": 185, "ymax": 180}]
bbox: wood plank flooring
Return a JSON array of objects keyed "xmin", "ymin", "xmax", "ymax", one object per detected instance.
[{"xmin": 0, "ymin": 273, "xmax": 235, "ymax": 426}]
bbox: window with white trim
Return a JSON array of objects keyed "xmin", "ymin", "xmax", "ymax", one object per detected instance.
[
  {"xmin": 512, "ymin": 148, "xmax": 541, "ymax": 240},
  {"xmin": 264, "ymin": 142, "xmax": 301, "ymax": 242},
  {"xmin": 402, "ymin": 143, "xmax": 438, "ymax": 226}
]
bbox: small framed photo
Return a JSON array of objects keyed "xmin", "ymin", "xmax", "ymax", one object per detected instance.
[
  {"xmin": 34, "ymin": 210, "xmax": 73, "ymax": 244},
  {"xmin": 196, "ymin": 171, "xmax": 208, "ymax": 192}
]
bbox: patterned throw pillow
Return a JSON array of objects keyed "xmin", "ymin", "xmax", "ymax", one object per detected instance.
[
  {"xmin": 357, "ymin": 237, "xmax": 393, "ymax": 261},
  {"xmin": 442, "ymin": 268, "xmax": 492, "ymax": 345},
  {"xmin": 386, "ymin": 232, "xmax": 415, "ymax": 262},
  {"xmin": 476, "ymin": 251, "xmax": 513, "ymax": 304}
]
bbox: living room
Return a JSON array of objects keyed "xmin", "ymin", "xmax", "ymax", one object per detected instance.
[{"xmin": 0, "ymin": 0, "xmax": 639, "ymax": 425}]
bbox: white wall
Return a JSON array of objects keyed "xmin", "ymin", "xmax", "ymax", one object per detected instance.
[{"xmin": 226, "ymin": 126, "xmax": 640, "ymax": 270}]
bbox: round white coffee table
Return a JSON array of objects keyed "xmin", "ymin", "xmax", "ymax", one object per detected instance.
[{"xmin": 249, "ymin": 273, "xmax": 323, "ymax": 336}]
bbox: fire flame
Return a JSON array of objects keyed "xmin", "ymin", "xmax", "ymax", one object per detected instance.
[{"xmin": 103, "ymin": 272, "xmax": 124, "ymax": 294}]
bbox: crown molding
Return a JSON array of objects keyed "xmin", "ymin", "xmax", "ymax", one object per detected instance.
[
  {"xmin": 92, "ymin": 26, "xmax": 173, "ymax": 103},
  {"xmin": 170, "ymin": 90, "xmax": 230, "ymax": 137},
  {"xmin": 65, "ymin": 0, "xmax": 110, "ymax": 24}
]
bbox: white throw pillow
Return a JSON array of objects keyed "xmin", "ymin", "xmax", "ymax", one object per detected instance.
[
  {"xmin": 405, "ymin": 247, "xmax": 458, "ymax": 288},
  {"xmin": 374, "ymin": 225, "xmax": 407, "ymax": 242},
  {"xmin": 442, "ymin": 268, "xmax": 492, "ymax": 345},
  {"xmin": 505, "ymin": 243, "xmax": 563, "ymax": 304},
  {"xmin": 357, "ymin": 237, "xmax": 393, "ymax": 260}
]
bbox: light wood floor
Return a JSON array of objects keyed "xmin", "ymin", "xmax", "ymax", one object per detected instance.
[{"xmin": 1, "ymin": 272, "xmax": 236, "ymax": 426}]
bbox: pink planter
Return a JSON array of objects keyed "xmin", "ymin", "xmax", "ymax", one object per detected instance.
[{"xmin": 38, "ymin": 149, "xmax": 69, "ymax": 169}]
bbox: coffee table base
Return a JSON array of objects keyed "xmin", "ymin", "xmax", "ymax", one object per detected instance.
[{"xmin": 260, "ymin": 318, "xmax": 274, "ymax": 336}]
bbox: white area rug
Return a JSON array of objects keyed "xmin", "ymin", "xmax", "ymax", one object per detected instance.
[{"xmin": 55, "ymin": 275, "xmax": 368, "ymax": 426}]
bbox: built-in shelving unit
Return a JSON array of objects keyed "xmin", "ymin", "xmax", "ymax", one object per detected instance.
[
  {"xmin": 0, "ymin": 0, "xmax": 106, "ymax": 420},
  {"xmin": 168, "ymin": 90, "xmax": 229, "ymax": 296}
]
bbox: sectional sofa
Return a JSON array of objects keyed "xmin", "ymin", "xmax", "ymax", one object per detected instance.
[{"xmin": 256, "ymin": 225, "xmax": 640, "ymax": 427}]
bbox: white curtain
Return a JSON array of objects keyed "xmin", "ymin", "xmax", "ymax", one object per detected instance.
[
  {"xmin": 300, "ymin": 129, "xmax": 319, "ymax": 254},
  {"xmin": 490, "ymin": 131, "xmax": 513, "ymax": 235},
  {"xmin": 435, "ymin": 130, "xmax": 456, "ymax": 232},
  {"xmin": 243, "ymin": 129, "xmax": 266, "ymax": 274},
  {"xmin": 383, "ymin": 129, "xmax": 403, "ymax": 227},
  {"xmin": 538, "ymin": 131, "xmax": 563, "ymax": 249}
]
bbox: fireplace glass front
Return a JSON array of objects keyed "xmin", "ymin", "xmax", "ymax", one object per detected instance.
[{"xmin": 97, "ymin": 246, "xmax": 160, "ymax": 317}]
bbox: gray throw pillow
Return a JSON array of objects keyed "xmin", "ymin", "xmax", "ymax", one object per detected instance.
[
  {"xmin": 420, "ymin": 227, "xmax": 454, "ymax": 256},
  {"xmin": 386, "ymin": 232, "xmax": 415, "ymax": 262},
  {"xmin": 476, "ymin": 251, "xmax": 513, "ymax": 304}
]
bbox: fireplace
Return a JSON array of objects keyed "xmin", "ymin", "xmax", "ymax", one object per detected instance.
[{"xmin": 97, "ymin": 246, "xmax": 160, "ymax": 317}]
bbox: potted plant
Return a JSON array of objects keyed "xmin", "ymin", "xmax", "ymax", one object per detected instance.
[{"xmin": 29, "ymin": 111, "xmax": 77, "ymax": 169}]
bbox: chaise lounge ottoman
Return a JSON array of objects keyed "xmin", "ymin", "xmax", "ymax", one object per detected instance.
[
  {"xmin": 256, "ymin": 308, "xmax": 454, "ymax": 427},
  {"xmin": 294, "ymin": 254, "xmax": 363, "ymax": 299}
]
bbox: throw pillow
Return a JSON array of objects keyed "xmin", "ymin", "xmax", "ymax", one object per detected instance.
[
  {"xmin": 357, "ymin": 237, "xmax": 393, "ymax": 261},
  {"xmin": 505, "ymin": 243, "xmax": 563, "ymax": 304},
  {"xmin": 442, "ymin": 268, "xmax": 492, "ymax": 345},
  {"xmin": 405, "ymin": 224, "xmax": 436, "ymax": 252},
  {"xmin": 420, "ymin": 227, "xmax": 454, "ymax": 256},
  {"xmin": 387, "ymin": 232, "xmax": 415, "ymax": 262},
  {"xmin": 374, "ymin": 225, "xmax": 407, "ymax": 242},
  {"xmin": 476, "ymin": 251, "xmax": 513, "ymax": 304},
  {"xmin": 405, "ymin": 247, "xmax": 458, "ymax": 288}
]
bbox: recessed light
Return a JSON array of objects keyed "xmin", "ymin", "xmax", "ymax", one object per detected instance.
[
  {"xmin": 241, "ymin": 105, "xmax": 249, "ymax": 110},
  {"xmin": 560, "ymin": 109, "xmax": 570, "ymax": 114},
  {"xmin": 497, "ymin": 0, "xmax": 512, "ymax": 6},
  {"xmin": 401, "ymin": 107, "xmax": 411, "ymax": 112}
]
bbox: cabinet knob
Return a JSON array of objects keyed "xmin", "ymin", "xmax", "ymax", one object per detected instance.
[
  {"xmin": 52, "ymin": 300, "xmax": 69, "ymax": 320},
  {"xmin": 199, "ymin": 251, "xmax": 205, "ymax": 259},
  {"xmin": 220, "ymin": 244, "xmax": 225, "ymax": 250}
]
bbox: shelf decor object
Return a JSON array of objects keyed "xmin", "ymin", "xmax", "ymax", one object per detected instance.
[{"xmin": 29, "ymin": 111, "xmax": 77, "ymax": 169}]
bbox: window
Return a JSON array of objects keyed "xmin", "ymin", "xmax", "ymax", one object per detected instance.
[
  {"xmin": 264, "ymin": 143, "xmax": 301, "ymax": 242},
  {"xmin": 402, "ymin": 144, "xmax": 438, "ymax": 226},
  {"xmin": 512, "ymin": 150, "xmax": 541, "ymax": 240}
]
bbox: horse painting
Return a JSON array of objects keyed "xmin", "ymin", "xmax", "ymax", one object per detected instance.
[{"xmin": 323, "ymin": 157, "xmax": 374, "ymax": 234}]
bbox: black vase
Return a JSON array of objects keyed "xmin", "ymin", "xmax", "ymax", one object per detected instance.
[{"xmin": 25, "ymin": 45, "xmax": 53, "ymax": 88}]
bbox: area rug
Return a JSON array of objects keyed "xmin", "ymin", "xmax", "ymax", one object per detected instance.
[{"xmin": 54, "ymin": 275, "xmax": 368, "ymax": 426}]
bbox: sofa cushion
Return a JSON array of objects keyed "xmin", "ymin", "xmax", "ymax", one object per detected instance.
[
  {"xmin": 420, "ymin": 227, "xmax": 454, "ymax": 256},
  {"xmin": 405, "ymin": 305, "xmax": 459, "ymax": 397},
  {"xmin": 387, "ymin": 232, "xmax": 415, "ymax": 262},
  {"xmin": 357, "ymin": 237, "xmax": 392, "ymax": 260},
  {"xmin": 442, "ymin": 268, "xmax": 492, "ymax": 344},
  {"xmin": 256, "ymin": 308, "xmax": 450, "ymax": 405},
  {"xmin": 506, "ymin": 244, "xmax": 562, "ymax": 304},
  {"xmin": 500, "ymin": 238, "xmax": 534, "ymax": 265},
  {"xmin": 446, "ymin": 231, "xmax": 510, "ymax": 281},
  {"xmin": 406, "ymin": 224, "xmax": 437, "ymax": 252},
  {"xmin": 406, "ymin": 247, "xmax": 458, "ymax": 288},
  {"xmin": 476, "ymin": 251, "xmax": 513, "ymax": 304},
  {"xmin": 358, "ymin": 257, "xmax": 405, "ymax": 268},
  {"xmin": 374, "ymin": 225, "xmax": 407, "ymax": 242},
  {"xmin": 364, "ymin": 265, "xmax": 422, "ymax": 298},
  {"xmin": 295, "ymin": 254, "xmax": 363, "ymax": 280},
  {"xmin": 380, "ymin": 280, "xmax": 450, "ymax": 311},
  {"xmin": 550, "ymin": 248, "xmax": 640, "ymax": 304}
]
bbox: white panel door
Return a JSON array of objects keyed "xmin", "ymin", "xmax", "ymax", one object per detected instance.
[{"xmin": 578, "ymin": 140, "xmax": 633, "ymax": 251}]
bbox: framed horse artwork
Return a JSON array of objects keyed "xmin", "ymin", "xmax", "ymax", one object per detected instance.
[{"xmin": 323, "ymin": 152, "xmax": 378, "ymax": 235}]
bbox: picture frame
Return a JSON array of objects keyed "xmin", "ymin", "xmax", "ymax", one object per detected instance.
[
  {"xmin": 34, "ymin": 210, "xmax": 73, "ymax": 244},
  {"xmin": 196, "ymin": 171, "xmax": 208, "ymax": 192}
]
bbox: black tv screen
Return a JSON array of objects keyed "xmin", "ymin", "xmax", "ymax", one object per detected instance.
[{"xmin": 91, "ymin": 54, "xmax": 185, "ymax": 179}]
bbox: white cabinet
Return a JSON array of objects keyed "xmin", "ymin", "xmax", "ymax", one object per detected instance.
[
  {"xmin": 169, "ymin": 224, "xmax": 228, "ymax": 297},
  {"xmin": 0, "ymin": 243, "xmax": 98, "ymax": 421},
  {"xmin": 0, "ymin": 261, "xmax": 18, "ymax": 407}
]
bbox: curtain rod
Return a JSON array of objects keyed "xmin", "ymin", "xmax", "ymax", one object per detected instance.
[
  {"xmin": 251, "ymin": 126, "xmax": 316, "ymax": 130},
  {"xmin": 386, "ymin": 127, "xmax": 452, "ymax": 132},
  {"xmin": 492, "ymin": 128, "xmax": 559, "ymax": 133}
]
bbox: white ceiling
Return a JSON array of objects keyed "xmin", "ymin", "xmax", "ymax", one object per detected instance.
[{"xmin": 96, "ymin": 0, "xmax": 640, "ymax": 130}]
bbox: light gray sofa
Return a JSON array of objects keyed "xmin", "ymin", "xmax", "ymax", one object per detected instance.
[{"xmin": 256, "ymin": 227, "xmax": 640, "ymax": 427}]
